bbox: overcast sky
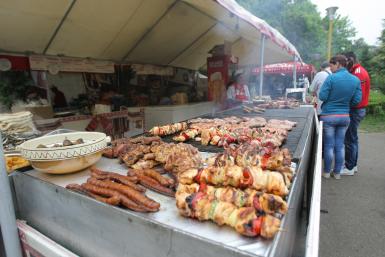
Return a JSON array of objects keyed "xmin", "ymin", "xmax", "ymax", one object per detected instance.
[{"xmin": 311, "ymin": 0, "xmax": 384, "ymax": 45}]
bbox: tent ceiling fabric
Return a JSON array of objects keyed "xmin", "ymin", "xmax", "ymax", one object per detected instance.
[
  {"xmin": 0, "ymin": 0, "xmax": 72, "ymax": 53},
  {"xmin": 0, "ymin": 0, "xmax": 301, "ymax": 70}
]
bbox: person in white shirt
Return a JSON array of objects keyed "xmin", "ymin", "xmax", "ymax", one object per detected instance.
[
  {"xmin": 309, "ymin": 62, "xmax": 331, "ymax": 114},
  {"xmin": 226, "ymin": 73, "xmax": 251, "ymax": 107}
]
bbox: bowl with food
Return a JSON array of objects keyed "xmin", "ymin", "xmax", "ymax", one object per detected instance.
[
  {"xmin": 18, "ymin": 132, "xmax": 108, "ymax": 174},
  {"xmin": 4, "ymin": 154, "xmax": 31, "ymax": 174}
]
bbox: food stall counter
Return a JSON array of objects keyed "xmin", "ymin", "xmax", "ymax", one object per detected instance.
[{"xmin": 10, "ymin": 107, "xmax": 320, "ymax": 257}]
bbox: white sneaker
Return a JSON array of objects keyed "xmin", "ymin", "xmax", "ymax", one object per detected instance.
[
  {"xmin": 322, "ymin": 172, "xmax": 330, "ymax": 179},
  {"xmin": 332, "ymin": 173, "xmax": 341, "ymax": 180},
  {"xmin": 354, "ymin": 166, "xmax": 358, "ymax": 173},
  {"xmin": 340, "ymin": 167, "xmax": 355, "ymax": 176}
]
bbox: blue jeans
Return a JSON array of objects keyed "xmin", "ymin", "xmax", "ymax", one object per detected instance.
[
  {"xmin": 321, "ymin": 115, "xmax": 350, "ymax": 174},
  {"xmin": 345, "ymin": 108, "xmax": 366, "ymax": 169}
]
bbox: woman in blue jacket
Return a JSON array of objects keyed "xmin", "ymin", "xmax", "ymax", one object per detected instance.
[{"xmin": 319, "ymin": 55, "xmax": 362, "ymax": 179}]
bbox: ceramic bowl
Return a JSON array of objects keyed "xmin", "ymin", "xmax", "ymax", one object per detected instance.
[{"xmin": 18, "ymin": 132, "xmax": 107, "ymax": 174}]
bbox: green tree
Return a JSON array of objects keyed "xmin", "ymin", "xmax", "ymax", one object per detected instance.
[
  {"xmin": 323, "ymin": 15, "xmax": 357, "ymax": 56},
  {"xmin": 369, "ymin": 20, "xmax": 385, "ymax": 90},
  {"xmin": 235, "ymin": 0, "xmax": 286, "ymax": 32},
  {"xmin": 236, "ymin": 0, "xmax": 328, "ymax": 62},
  {"xmin": 281, "ymin": 1, "xmax": 326, "ymax": 62},
  {"xmin": 352, "ymin": 38, "xmax": 375, "ymax": 71},
  {"xmin": 236, "ymin": 0, "xmax": 359, "ymax": 64}
]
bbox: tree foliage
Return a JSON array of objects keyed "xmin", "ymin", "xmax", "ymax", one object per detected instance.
[
  {"xmin": 369, "ymin": 20, "xmax": 385, "ymax": 90},
  {"xmin": 236, "ymin": 0, "xmax": 357, "ymax": 64},
  {"xmin": 281, "ymin": 1, "xmax": 327, "ymax": 61},
  {"xmin": 236, "ymin": 0, "xmax": 384, "ymax": 89},
  {"xmin": 324, "ymin": 15, "xmax": 357, "ymax": 55}
]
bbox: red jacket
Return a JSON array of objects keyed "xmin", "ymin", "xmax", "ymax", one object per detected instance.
[
  {"xmin": 350, "ymin": 63, "xmax": 370, "ymax": 109},
  {"xmin": 234, "ymin": 83, "xmax": 248, "ymax": 101}
]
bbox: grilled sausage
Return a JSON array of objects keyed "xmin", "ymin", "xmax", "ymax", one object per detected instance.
[
  {"xmin": 81, "ymin": 183, "xmax": 121, "ymax": 205},
  {"xmin": 136, "ymin": 169, "xmax": 174, "ymax": 187},
  {"xmin": 90, "ymin": 167, "xmax": 141, "ymax": 189},
  {"xmin": 87, "ymin": 178, "xmax": 160, "ymax": 211},
  {"xmin": 66, "ymin": 183, "xmax": 120, "ymax": 206},
  {"xmin": 129, "ymin": 170, "xmax": 175, "ymax": 197}
]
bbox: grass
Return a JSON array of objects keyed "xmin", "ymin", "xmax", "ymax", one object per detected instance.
[
  {"xmin": 368, "ymin": 90, "xmax": 385, "ymax": 105},
  {"xmin": 359, "ymin": 90, "xmax": 385, "ymax": 133},
  {"xmin": 360, "ymin": 114, "xmax": 385, "ymax": 133}
]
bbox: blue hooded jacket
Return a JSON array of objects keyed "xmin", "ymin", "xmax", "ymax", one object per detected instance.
[{"xmin": 319, "ymin": 68, "xmax": 362, "ymax": 115}]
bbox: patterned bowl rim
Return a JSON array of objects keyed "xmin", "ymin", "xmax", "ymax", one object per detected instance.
[{"xmin": 25, "ymin": 148, "xmax": 105, "ymax": 162}]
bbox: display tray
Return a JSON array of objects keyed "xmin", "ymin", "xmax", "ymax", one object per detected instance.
[
  {"xmin": 15, "ymin": 154, "xmax": 299, "ymax": 257},
  {"xmin": 160, "ymin": 107, "xmax": 312, "ymax": 161}
]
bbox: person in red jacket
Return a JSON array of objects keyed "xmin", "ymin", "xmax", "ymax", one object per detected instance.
[
  {"xmin": 226, "ymin": 72, "xmax": 251, "ymax": 108},
  {"xmin": 341, "ymin": 52, "xmax": 371, "ymax": 175}
]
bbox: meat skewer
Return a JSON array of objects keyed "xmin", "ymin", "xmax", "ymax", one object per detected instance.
[
  {"xmin": 173, "ymin": 129, "xmax": 200, "ymax": 142},
  {"xmin": 177, "ymin": 184, "xmax": 287, "ymax": 215},
  {"xmin": 149, "ymin": 122, "xmax": 188, "ymax": 136},
  {"xmin": 208, "ymin": 146, "xmax": 294, "ymax": 179},
  {"xmin": 87, "ymin": 178, "xmax": 160, "ymax": 212},
  {"xmin": 179, "ymin": 166, "xmax": 288, "ymax": 196},
  {"xmin": 175, "ymin": 191, "xmax": 281, "ymax": 238}
]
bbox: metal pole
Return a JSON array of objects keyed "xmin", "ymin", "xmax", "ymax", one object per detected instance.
[
  {"xmin": 258, "ymin": 34, "xmax": 266, "ymax": 98},
  {"xmin": 327, "ymin": 19, "xmax": 334, "ymax": 60},
  {"xmin": 0, "ymin": 134, "xmax": 23, "ymax": 257},
  {"xmin": 293, "ymin": 55, "xmax": 297, "ymax": 88}
]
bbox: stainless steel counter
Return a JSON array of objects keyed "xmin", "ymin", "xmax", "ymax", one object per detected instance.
[{"xmin": 11, "ymin": 107, "xmax": 319, "ymax": 257}]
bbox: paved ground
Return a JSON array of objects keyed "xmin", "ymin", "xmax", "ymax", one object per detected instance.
[{"xmin": 320, "ymin": 133, "xmax": 385, "ymax": 257}]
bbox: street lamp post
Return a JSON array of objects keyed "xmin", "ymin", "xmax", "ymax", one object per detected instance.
[{"xmin": 326, "ymin": 6, "xmax": 338, "ymax": 60}]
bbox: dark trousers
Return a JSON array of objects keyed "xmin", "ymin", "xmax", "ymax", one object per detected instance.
[{"xmin": 345, "ymin": 108, "xmax": 366, "ymax": 169}]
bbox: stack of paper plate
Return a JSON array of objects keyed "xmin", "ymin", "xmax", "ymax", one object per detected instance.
[{"xmin": 0, "ymin": 111, "xmax": 36, "ymax": 133}]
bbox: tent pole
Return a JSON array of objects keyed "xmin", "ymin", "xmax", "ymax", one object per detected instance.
[
  {"xmin": 258, "ymin": 34, "xmax": 266, "ymax": 98},
  {"xmin": 43, "ymin": 0, "xmax": 77, "ymax": 54},
  {"xmin": 293, "ymin": 55, "xmax": 297, "ymax": 88},
  {"xmin": 121, "ymin": 0, "xmax": 180, "ymax": 61},
  {"xmin": 167, "ymin": 23, "xmax": 217, "ymax": 65},
  {"xmin": 0, "ymin": 134, "xmax": 23, "ymax": 257}
]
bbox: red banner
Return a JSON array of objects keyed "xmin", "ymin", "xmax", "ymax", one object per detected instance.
[
  {"xmin": 252, "ymin": 62, "xmax": 315, "ymax": 75},
  {"xmin": 0, "ymin": 55, "xmax": 30, "ymax": 70}
]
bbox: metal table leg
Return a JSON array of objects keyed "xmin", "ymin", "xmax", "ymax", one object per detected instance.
[{"xmin": 0, "ymin": 134, "xmax": 23, "ymax": 257}]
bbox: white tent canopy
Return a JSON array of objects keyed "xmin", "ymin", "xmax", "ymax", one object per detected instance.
[{"xmin": 0, "ymin": 0, "xmax": 301, "ymax": 70}]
